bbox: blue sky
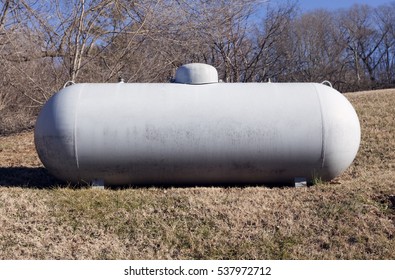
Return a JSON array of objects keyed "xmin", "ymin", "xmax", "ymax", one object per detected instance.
[{"xmin": 295, "ymin": 0, "xmax": 394, "ymax": 11}]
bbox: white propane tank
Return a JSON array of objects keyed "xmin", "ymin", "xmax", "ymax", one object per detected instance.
[{"xmin": 34, "ymin": 63, "xmax": 360, "ymax": 185}]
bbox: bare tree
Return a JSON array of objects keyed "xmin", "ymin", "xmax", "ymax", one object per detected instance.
[
  {"xmin": 2, "ymin": 0, "xmax": 395, "ymax": 134},
  {"xmin": 374, "ymin": 3, "xmax": 395, "ymax": 86},
  {"xmin": 251, "ymin": 2, "xmax": 296, "ymax": 82},
  {"xmin": 338, "ymin": 4, "xmax": 388, "ymax": 88},
  {"xmin": 279, "ymin": 9, "xmax": 348, "ymax": 87}
]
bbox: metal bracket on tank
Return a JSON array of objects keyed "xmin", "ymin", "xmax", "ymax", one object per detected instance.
[
  {"xmin": 294, "ymin": 177, "xmax": 307, "ymax": 187},
  {"xmin": 63, "ymin": 81, "xmax": 75, "ymax": 88},
  {"xmin": 91, "ymin": 179, "xmax": 105, "ymax": 189},
  {"xmin": 321, "ymin": 80, "xmax": 333, "ymax": 88}
]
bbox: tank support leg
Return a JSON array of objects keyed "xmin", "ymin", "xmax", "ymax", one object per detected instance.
[
  {"xmin": 294, "ymin": 177, "xmax": 307, "ymax": 187},
  {"xmin": 91, "ymin": 179, "xmax": 105, "ymax": 189}
]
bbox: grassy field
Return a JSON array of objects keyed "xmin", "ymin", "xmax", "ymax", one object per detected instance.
[{"xmin": 0, "ymin": 89, "xmax": 394, "ymax": 259}]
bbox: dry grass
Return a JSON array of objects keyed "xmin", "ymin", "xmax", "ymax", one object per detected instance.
[{"xmin": 0, "ymin": 89, "xmax": 394, "ymax": 259}]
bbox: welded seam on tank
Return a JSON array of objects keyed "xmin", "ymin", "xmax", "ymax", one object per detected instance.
[
  {"xmin": 73, "ymin": 85, "xmax": 82, "ymax": 170},
  {"xmin": 314, "ymin": 84, "xmax": 326, "ymax": 168}
]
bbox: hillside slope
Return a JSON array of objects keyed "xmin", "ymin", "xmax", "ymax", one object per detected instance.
[{"xmin": 0, "ymin": 89, "xmax": 394, "ymax": 259}]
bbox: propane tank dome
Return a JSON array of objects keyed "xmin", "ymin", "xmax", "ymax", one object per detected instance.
[{"xmin": 174, "ymin": 63, "xmax": 218, "ymax": 84}]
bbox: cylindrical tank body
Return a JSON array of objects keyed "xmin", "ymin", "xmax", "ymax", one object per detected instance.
[{"xmin": 34, "ymin": 82, "xmax": 360, "ymax": 185}]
